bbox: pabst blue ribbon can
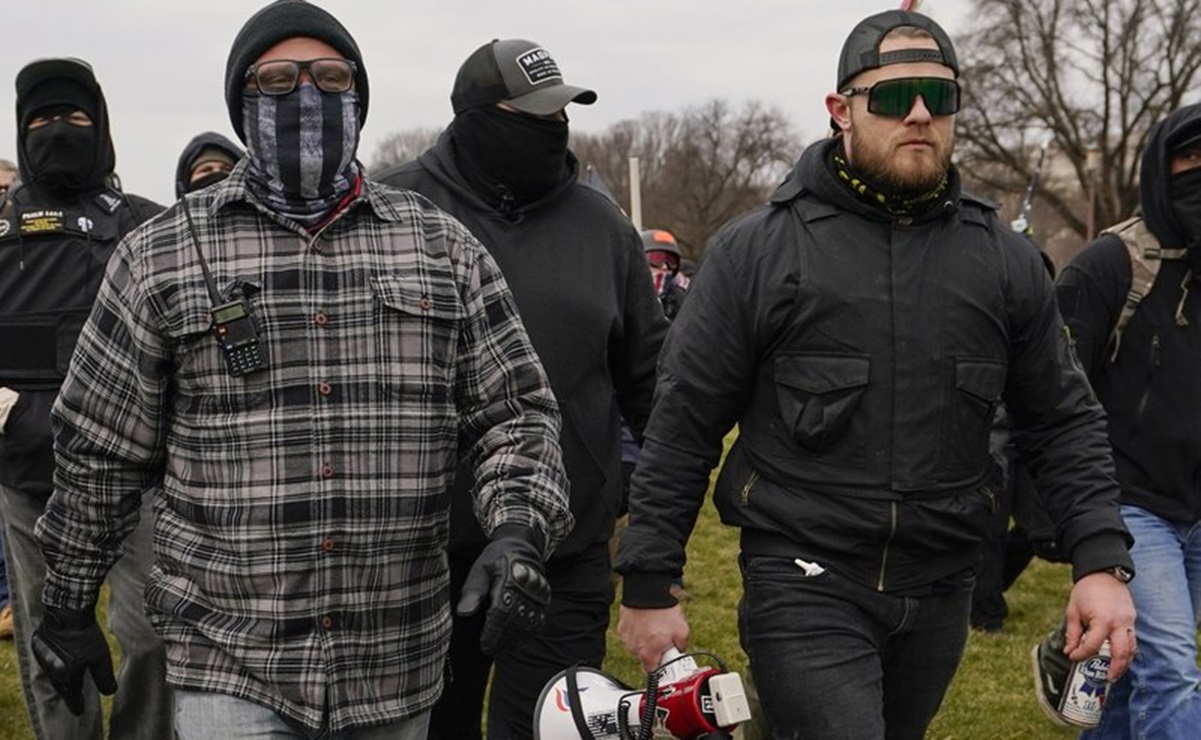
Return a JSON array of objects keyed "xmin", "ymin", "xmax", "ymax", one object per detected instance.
[{"xmin": 1059, "ymin": 640, "xmax": 1111, "ymax": 727}]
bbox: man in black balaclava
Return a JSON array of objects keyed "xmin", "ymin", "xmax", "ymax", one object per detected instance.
[
  {"xmin": 174, "ymin": 131, "xmax": 244, "ymax": 198},
  {"xmin": 29, "ymin": 4, "xmax": 572, "ymax": 738},
  {"xmin": 378, "ymin": 39, "xmax": 670, "ymax": 740},
  {"xmin": 0, "ymin": 57, "xmax": 171, "ymax": 740},
  {"xmin": 1054, "ymin": 102, "xmax": 1201, "ymax": 739}
]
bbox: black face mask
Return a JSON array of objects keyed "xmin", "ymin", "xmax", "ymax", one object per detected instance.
[
  {"xmin": 186, "ymin": 170, "xmax": 232, "ymax": 194},
  {"xmin": 452, "ymin": 106, "xmax": 570, "ymax": 208},
  {"xmin": 24, "ymin": 120, "xmax": 97, "ymax": 194},
  {"xmin": 1169, "ymin": 167, "xmax": 1201, "ymax": 246}
]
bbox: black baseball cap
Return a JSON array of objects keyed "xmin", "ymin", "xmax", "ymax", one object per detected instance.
[
  {"xmin": 451, "ymin": 38, "xmax": 597, "ymax": 115},
  {"xmin": 836, "ymin": 10, "xmax": 959, "ymax": 91},
  {"xmin": 15, "ymin": 57, "xmax": 103, "ymax": 126}
]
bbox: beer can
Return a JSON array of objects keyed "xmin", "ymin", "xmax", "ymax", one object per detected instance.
[{"xmin": 1058, "ymin": 640, "xmax": 1111, "ymax": 728}]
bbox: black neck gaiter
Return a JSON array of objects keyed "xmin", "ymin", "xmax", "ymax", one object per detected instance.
[
  {"xmin": 451, "ymin": 106, "xmax": 570, "ymax": 210},
  {"xmin": 1169, "ymin": 167, "xmax": 1201, "ymax": 277},
  {"xmin": 186, "ymin": 170, "xmax": 232, "ymax": 194},
  {"xmin": 24, "ymin": 120, "xmax": 98, "ymax": 195},
  {"xmin": 242, "ymin": 85, "xmax": 359, "ymax": 226}
]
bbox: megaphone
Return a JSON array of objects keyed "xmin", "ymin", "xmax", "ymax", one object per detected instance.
[{"xmin": 533, "ymin": 649, "xmax": 752, "ymax": 740}]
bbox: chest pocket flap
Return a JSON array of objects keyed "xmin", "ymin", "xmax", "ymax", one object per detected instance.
[{"xmin": 775, "ymin": 353, "xmax": 870, "ymax": 452}]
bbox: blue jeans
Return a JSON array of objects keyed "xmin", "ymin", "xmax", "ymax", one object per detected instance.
[
  {"xmin": 1082, "ymin": 504, "xmax": 1201, "ymax": 740},
  {"xmin": 0, "ymin": 484, "xmax": 173, "ymax": 740},
  {"xmin": 175, "ymin": 690, "xmax": 430, "ymax": 739},
  {"xmin": 738, "ymin": 554, "xmax": 972, "ymax": 740}
]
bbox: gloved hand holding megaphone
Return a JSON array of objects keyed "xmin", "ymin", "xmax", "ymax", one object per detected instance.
[{"xmin": 456, "ymin": 524, "xmax": 551, "ymax": 655}]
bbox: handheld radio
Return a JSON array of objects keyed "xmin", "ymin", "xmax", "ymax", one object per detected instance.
[
  {"xmin": 182, "ymin": 198, "xmax": 269, "ymax": 377},
  {"xmin": 210, "ymin": 295, "xmax": 267, "ymax": 376}
]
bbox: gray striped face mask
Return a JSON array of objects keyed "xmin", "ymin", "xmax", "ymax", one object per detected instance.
[{"xmin": 242, "ymin": 84, "xmax": 359, "ymax": 220}]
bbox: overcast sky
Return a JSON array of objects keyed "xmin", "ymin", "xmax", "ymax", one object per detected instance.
[{"xmin": 1, "ymin": 0, "xmax": 969, "ymax": 205}]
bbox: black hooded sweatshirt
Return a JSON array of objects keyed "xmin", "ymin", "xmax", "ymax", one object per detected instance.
[
  {"xmin": 0, "ymin": 63, "xmax": 162, "ymax": 497},
  {"xmin": 174, "ymin": 131, "xmax": 244, "ymax": 199},
  {"xmin": 1056, "ymin": 104, "xmax": 1201, "ymax": 524},
  {"xmin": 377, "ymin": 127, "xmax": 669, "ymax": 558}
]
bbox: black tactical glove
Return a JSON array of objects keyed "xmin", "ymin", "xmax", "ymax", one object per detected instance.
[
  {"xmin": 31, "ymin": 604, "xmax": 117, "ymax": 715},
  {"xmin": 456, "ymin": 525, "xmax": 551, "ymax": 655}
]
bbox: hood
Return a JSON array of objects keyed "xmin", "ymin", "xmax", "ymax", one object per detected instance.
[
  {"xmin": 15, "ymin": 57, "xmax": 116, "ymax": 192},
  {"xmin": 417, "ymin": 122, "xmax": 580, "ymax": 219},
  {"xmin": 770, "ymin": 136, "xmax": 962, "ymax": 223},
  {"xmin": 175, "ymin": 131, "xmax": 244, "ymax": 198},
  {"xmin": 1140, "ymin": 102, "xmax": 1201, "ymax": 248}
]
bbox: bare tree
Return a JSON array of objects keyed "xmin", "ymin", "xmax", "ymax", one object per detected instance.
[
  {"xmin": 955, "ymin": 0, "xmax": 1201, "ymax": 257},
  {"xmin": 368, "ymin": 127, "xmax": 441, "ymax": 174},
  {"xmin": 573, "ymin": 100, "xmax": 797, "ymax": 258}
]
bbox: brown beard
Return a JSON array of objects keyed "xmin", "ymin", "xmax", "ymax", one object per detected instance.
[{"xmin": 849, "ymin": 127, "xmax": 951, "ymax": 195}]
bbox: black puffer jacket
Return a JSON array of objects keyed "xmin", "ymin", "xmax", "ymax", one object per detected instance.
[
  {"xmin": 1056, "ymin": 104, "xmax": 1201, "ymax": 524},
  {"xmin": 377, "ymin": 128, "xmax": 668, "ymax": 558},
  {"xmin": 618, "ymin": 137, "xmax": 1131, "ymax": 603}
]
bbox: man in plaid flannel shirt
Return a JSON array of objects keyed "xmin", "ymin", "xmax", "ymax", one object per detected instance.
[{"xmin": 28, "ymin": 2, "xmax": 572, "ymax": 738}]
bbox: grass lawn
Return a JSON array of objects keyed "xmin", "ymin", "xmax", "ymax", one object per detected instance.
[{"xmin": 0, "ymin": 504, "xmax": 1080, "ymax": 740}]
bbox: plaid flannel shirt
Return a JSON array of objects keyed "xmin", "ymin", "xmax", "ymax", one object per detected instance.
[{"xmin": 37, "ymin": 163, "xmax": 572, "ymax": 734}]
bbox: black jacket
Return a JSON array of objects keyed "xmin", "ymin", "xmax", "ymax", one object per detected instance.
[
  {"xmin": 1056, "ymin": 105, "xmax": 1201, "ymax": 524},
  {"xmin": 377, "ymin": 128, "xmax": 668, "ymax": 558},
  {"xmin": 0, "ymin": 180, "xmax": 162, "ymax": 497},
  {"xmin": 618, "ymin": 137, "xmax": 1131, "ymax": 603}
]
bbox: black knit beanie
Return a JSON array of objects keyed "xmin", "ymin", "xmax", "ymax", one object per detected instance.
[{"xmin": 224, "ymin": 0, "xmax": 368, "ymax": 142}]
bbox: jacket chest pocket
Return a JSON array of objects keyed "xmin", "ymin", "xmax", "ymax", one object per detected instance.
[
  {"xmin": 775, "ymin": 353, "xmax": 870, "ymax": 455},
  {"xmin": 371, "ymin": 274, "xmax": 463, "ymax": 400},
  {"xmin": 943, "ymin": 358, "xmax": 1006, "ymax": 474}
]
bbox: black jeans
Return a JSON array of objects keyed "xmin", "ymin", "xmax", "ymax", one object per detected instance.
[
  {"xmin": 738, "ymin": 554, "xmax": 972, "ymax": 740},
  {"xmin": 430, "ymin": 542, "xmax": 613, "ymax": 740}
]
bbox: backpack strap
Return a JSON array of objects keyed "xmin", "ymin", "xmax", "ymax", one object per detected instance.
[{"xmin": 1101, "ymin": 217, "xmax": 1189, "ymax": 361}]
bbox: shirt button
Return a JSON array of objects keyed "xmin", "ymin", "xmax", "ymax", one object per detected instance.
[
  {"xmin": 320, "ymin": 615, "xmax": 334, "ymax": 630},
  {"xmin": 419, "ymin": 296, "xmax": 432, "ymax": 311},
  {"xmin": 321, "ymin": 537, "xmax": 335, "ymax": 552},
  {"xmin": 321, "ymin": 463, "xmax": 335, "ymax": 478},
  {"xmin": 318, "ymin": 382, "xmax": 332, "ymax": 397},
  {"xmin": 314, "ymin": 311, "xmax": 328, "ymax": 326}
]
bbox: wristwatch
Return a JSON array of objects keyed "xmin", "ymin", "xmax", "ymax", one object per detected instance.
[{"xmin": 1103, "ymin": 565, "xmax": 1134, "ymax": 583}]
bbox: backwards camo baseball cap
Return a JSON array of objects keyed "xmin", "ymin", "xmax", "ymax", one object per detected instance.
[
  {"xmin": 836, "ymin": 9, "xmax": 959, "ymax": 91},
  {"xmin": 451, "ymin": 38, "xmax": 597, "ymax": 115}
]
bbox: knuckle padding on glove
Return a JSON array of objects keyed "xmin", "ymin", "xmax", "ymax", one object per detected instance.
[{"xmin": 480, "ymin": 553, "xmax": 551, "ymax": 654}]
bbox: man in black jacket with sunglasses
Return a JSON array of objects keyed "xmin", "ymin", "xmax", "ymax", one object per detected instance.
[{"xmin": 616, "ymin": 10, "xmax": 1135, "ymax": 740}]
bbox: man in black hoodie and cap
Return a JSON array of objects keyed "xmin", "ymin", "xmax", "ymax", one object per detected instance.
[
  {"xmin": 29, "ymin": 3, "xmax": 571, "ymax": 739},
  {"xmin": 378, "ymin": 38, "xmax": 668, "ymax": 740},
  {"xmin": 615, "ymin": 9, "xmax": 1135, "ymax": 740},
  {"xmin": 0, "ymin": 57, "xmax": 171, "ymax": 740},
  {"xmin": 174, "ymin": 131, "xmax": 243, "ymax": 199},
  {"xmin": 1054, "ymin": 102, "xmax": 1201, "ymax": 739}
]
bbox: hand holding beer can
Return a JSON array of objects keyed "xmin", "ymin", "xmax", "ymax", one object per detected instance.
[{"xmin": 1032, "ymin": 620, "xmax": 1111, "ymax": 728}]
